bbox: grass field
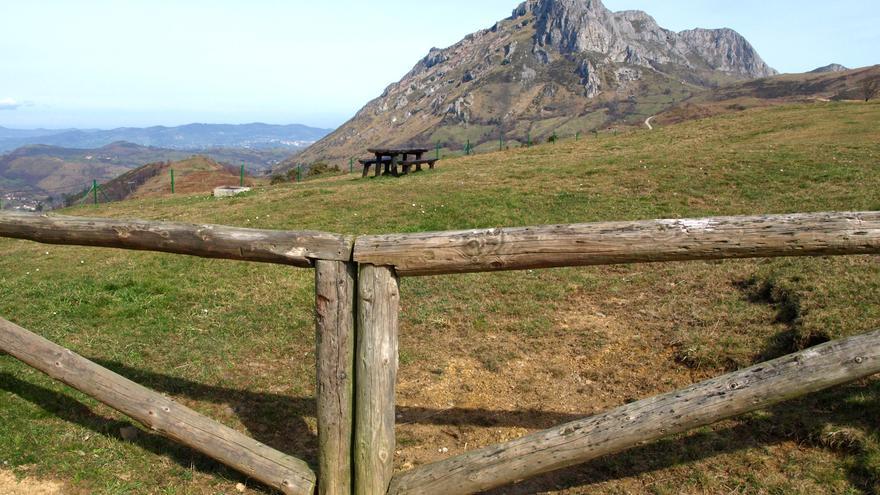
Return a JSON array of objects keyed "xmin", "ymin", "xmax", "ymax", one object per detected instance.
[{"xmin": 1, "ymin": 100, "xmax": 879, "ymax": 494}]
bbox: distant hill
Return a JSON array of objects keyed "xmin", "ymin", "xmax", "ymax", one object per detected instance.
[
  {"xmin": 0, "ymin": 122, "xmax": 333, "ymax": 152},
  {"xmin": 0, "ymin": 141, "xmax": 288, "ymax": 202},
  {"xmin": 810, "ymin": 63, "xmax": 849, "ymax": 73},
  {"xmin": 72, "ymin": 156, "xmax": 255, "ymax": 205},
  {"xmin": 0, "ymin": 126, "xmax": 77, "ymax": 140},
  {"xmin": 657, "ymin": 65, "xmax": 880, "ymax": 125},
  {"xmin": 294, "ymin": 0, "xmax": 776, "ymax": 168}
]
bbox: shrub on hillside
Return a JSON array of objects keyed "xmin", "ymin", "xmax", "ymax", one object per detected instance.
[{"xmin": 307, "ymin": 162, "xmax": 340, "ymax": 177}]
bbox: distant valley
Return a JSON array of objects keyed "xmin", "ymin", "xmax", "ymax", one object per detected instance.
[
  {"xmin": 0, "ymin": 141, "xmax": 293, "ymax": 210},
  {"xmin": 0, "ymin": 122, "xmax": 333, "ymax": 152},
  {"xmin": 0, "ymin": 121, "xmax": 335, "ymax": 209}
]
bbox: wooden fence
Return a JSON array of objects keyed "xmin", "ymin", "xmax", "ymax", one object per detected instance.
[{"xmin": 0, "ymin": 210, "xmax": 879, "ymax": 495}]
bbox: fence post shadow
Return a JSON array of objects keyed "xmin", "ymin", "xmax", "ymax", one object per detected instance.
[{"xmin": 479, "ymin": 379, "xmax": 880, "ymax": 495}]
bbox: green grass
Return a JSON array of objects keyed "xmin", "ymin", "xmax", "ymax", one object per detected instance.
[{"xmin": 1, "ymin": 100, "xmax": 879, "ymax": 494}]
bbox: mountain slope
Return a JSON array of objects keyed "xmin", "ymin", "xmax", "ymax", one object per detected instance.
[
  {"xmin": 0, "ymin": 123, "xmax": 333, "ymax": 152},
  {"xmin": 295, "ymin": 0, "xmax": 775, "ymax": 167},
  {"xmin": 0, "ymin": 126, "xmax": 76, "ymax": 140},
  {"xmin": 657, "ymin": 65, "xmax": 880, "ymax": 124},
  {"xmin": 80, "ymin": 156, "xmax": 254, "ymax": 204}
]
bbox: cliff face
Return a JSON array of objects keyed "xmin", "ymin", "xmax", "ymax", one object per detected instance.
[
  {"xmin": 292, "ymin": 0, "xmax": 776, "ymax": 168},
  {"xmin": 520, "ymin": 0, "xmax": 775, "ymax": 78}
]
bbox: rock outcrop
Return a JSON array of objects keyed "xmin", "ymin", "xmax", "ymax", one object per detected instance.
[
  {"xmin": 520, "ymin": 0, "xmax": 774, "ymax": 78},
  {"xmin": 810, "ymin": 63, "xmax": 849, "ymax": 73}
]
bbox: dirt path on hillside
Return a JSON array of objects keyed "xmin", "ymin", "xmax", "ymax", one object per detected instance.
[{"xmin": 0, "ymin": 470, "xmax": 63, "ymax": 495}]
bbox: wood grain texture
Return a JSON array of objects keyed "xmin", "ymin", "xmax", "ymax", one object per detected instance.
[
  {"xmin": 0, "ymin": 317, "xmax": 316, "ymax": 495},
  {"xmin": 389, "ymin": 329, "xmax": 880, "ymax": 495},
  {"xmin": 0, "ymin": 211, "xmax": 352, "ymax": 266},
  {"xmin": 315, "ymin": 261, "xmax": 356, "ymax": 495},
  {"xmin": 354, "ymin": 211, "xmax": 880, "ymax": 276},
  {"xmin": 354, "ymin": 265, "xmax": 400, "ymax": 495}
]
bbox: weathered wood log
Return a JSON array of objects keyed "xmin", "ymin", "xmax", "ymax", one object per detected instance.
[
  {"xmin": 354, "ymin": 211, "xmax": 880, "ymax": 276},
  {"xmin": 0, "ymin": 317, "xmax": 316, "ymax": 495},
  {"xmin": 314, "ymin": 261, "xmax": 357, "ymax": 495},
  {"xmin": 0, "ymin": 211, "xmax": 352, "ymax": 266},
  {"xmin": 354, "ymin": 265, "xmax": 400, "ymax": 495},
  {"xmin": 388, "ymin": 329, "xmax": 880, "ymax": 495}
]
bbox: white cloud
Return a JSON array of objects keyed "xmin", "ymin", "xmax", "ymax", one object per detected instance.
[{"xmin": 0, "ymin": 98, "xmax": 23, "ymax": 110}]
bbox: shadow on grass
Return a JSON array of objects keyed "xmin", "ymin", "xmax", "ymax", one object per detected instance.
[
  {"xmin": 2, "ymin": 360, "xmax": 877, "ymax": 494},
  {"xmin": 483, "ymin": 379, "xmax": 880, "ymax": 495},
  {"xmin": 92, "ymin": 359, "xmax": 589, "ymax": 459},
  {"xmin": 0, "ymin": 371, "xmax": 247, "ymax": 487},
  {"xmin": 0, "ymin": 360, "xmax": 582, "ymax": 493}
]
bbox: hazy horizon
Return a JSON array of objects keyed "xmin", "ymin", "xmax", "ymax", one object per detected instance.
[
  {"xmin": 1, "ymin": 0, "xmax": 877, "ymax": 130},
  {"xmin": 0, "ymin": 121, "xmax": 335, "ymax": 132}
]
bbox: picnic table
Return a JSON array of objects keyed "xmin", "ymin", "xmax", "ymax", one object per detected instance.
[{"xmin": 359, "ymin": 147, "xmax": 438, "ymax": 177}]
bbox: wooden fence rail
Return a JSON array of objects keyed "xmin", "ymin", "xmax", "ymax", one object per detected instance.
[
  {"xmin": 355, "ymin": 211, "xmax": 880, "ymax": 276},
  {"xmin": 0, "ymin": 211, "xmax": 352, "ymax": 267},
  {"xmin": 4, "ymin": 211, "xmax": 879, "ymax": 275},
  {"xmin": 1, "ymin": 209, "xmax": 879, "ymax": 495},
  {"xmin": 0, "ymin": 317, "xmax": 316, "ymax": 495}
]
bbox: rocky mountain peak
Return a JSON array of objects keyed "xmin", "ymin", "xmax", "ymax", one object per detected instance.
[
  {"xmin": 293, "ymin": 0, "xmax": 779, "ymax": 167},
  {"xmin": 513, "ymin": 0, "xmax": 605, "ymax": 18},
  {"xmin": 511, "ymin": 0, "xmax": 775, "ymax": 79}
]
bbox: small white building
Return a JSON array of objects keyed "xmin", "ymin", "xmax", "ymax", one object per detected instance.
[{"xmin": 213, "ymin": 186, "xmax": 252, "ymax": 198}]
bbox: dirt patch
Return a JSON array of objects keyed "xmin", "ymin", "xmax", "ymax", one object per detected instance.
[
  {"xmin": 395, "ymin": 297, "xmax": 702, "ymax": 472},
  {"xmin": 0, "ymin": 470, "xmax": 63, "ymax": 495}
]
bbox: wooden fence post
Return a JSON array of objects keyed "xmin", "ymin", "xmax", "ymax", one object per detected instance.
[
  {"xmin": 315, "ymin": 261, "xmax": 357, "ymax": 495},
  {"xmin": 354, "ymin": 265, "xmax": 400, "ymax": 495}
]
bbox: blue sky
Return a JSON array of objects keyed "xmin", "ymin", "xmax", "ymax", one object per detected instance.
[{"xmin": 1, "ymin": 0, "xmax": 877, "ymax": 129}]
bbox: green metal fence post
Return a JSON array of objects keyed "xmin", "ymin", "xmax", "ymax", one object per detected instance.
[
  {"xmin": 527, "ymin": 131, "xmax": 531, "ymax": 147},
  {"xmin": 240, "ymin": 164, "xmax": 245, "ymax": 187},
  {"xmin": 350, "ymin": 157, "xmax": 354, "ymax": 174},
  {"xmin": 171, "ymin": 169, "xmax": 175, "ymax": 194},
  {"xmin": 92, "ymin": 180, "xmax": 98, "ymax": 205},
  {"xmin": 435, "ymin": 142, "xmax": 440, "ymax": 160}
]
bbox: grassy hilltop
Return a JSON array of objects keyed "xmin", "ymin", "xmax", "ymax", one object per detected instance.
[{"xmin": 1, "ymin": 100, "xmax": 879, "ymax": 494}]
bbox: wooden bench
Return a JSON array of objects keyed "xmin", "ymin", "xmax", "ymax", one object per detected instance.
[
  {"xmin": 397, "ymin": 159, "xmax": 438, "ymax": 175},
  {"xmin": 359, "ymin": 158, "xmax": 391, "ymax": 178}
]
